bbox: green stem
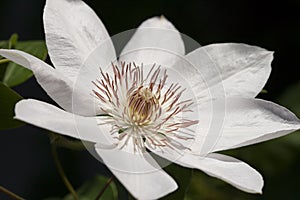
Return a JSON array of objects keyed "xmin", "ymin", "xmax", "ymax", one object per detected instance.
[
  {"xmin": 49, "ymin": 132, "xmax": 85, "ymax": 151},
  {"xmin": 0, "ymin": 59, "xmax": 10, "ymax": 64},
  {"xmin": 0, "ymin": 186, "xmax": 25, "ymax": 200},
  {"xmin": 51, "ymin": 144, "xmax": 78, "ymax": 200},
  {"xmin": 94, "ymin": 177, "xmax": 114, "ymax": 200},
  {"xmin": 54, "ymin": 136, "xmax": 85, "ymax": 151}
]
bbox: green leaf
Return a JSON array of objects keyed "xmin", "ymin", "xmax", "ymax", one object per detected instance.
[
  {"xmin": 8, "ymin": 33, "xmax": 18, "ymax": 49},
  {"xmin": 0, "ymin": 40, "xmax": 9, "ymax": 51},
  {"xmin": 63, "ymin": 175, "xmax": 117, "ymax": 200},
  {"xmin": 161, "ymin": 163, "xmax": 192, "ymax": 200},
  {"xmin": 0, "ymin": 82, "xmax": 24, "ymax": 129},
  {"xmin": 0, "ymin": 62, "xmax": 7, "ymax": 81},
  {"xmin": 2, "ymin": 41, "xmax": 47, "ymax": 87},
  {"xmin": 0, "ymin": 34, "xmax": 17, "ymax": 80},
  {"xmin": 0, "ymin": 40, "xmax": 9, "ymax": 80},
  {"xmin": 278, "ymin": 81, "xmax": 300, "ymax": 115}
]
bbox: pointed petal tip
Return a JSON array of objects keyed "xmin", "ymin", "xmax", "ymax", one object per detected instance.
[
  {"xmin": 142, "ymin": 15, "xmax": 174, "ymax": 29},
  {"xmin": 159, "ymin": 15, "xmax": 167, "ymax": 21},
  {"xmin": 255, "ymin": 47, "xmax": 274, "ymax": 61},
  {"xmin": 246, "ymin": 187, "xmax": 263, "ymax": 195},
  {"xmin": 250, "ymin": 186, "xmax": 263, "ymax": 195},
  {"xmin": 244, "ymin": 171, "xmax": 264, "ymax": 194},
  {"xmin": 120, "ymin": 13, "xmax": 184, "ymax": 66},
  {"xmin": 255, "ymin": 183, "xmax": 264, "ymax": 195},
  {"xmin": 264, "ymin": 50, "xmax": 274, "ymax": 58},
  {"xmin": 160, "ymin": 14, "xmax": 166, "ymax": 19},
  {"xmin": 226, "ymin": 168, "xmax": 264, "ymax": 195},
  {"xmin": 219, "ymin": 43, "xmax": 274, "ymax": 56}
]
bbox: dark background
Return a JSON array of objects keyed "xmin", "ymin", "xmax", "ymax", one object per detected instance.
[{"xmin": 0, "ymin": 0, "xmax": 300, "ymax": 199}]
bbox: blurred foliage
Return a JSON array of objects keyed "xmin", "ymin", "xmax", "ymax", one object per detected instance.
[
  {"xmin": 49, "ymin": 132, "xmax": 86, "ymax": 151},
  {"xmin": 2, "ymin": 40, "xmax": 47, "ymax": 87},
  {"xmin": 0, "ymin": 34, "xmax": 47, "ymax": 87},
  {"xmin": 185, "ymin": 170, "xmax": 258, "ymax": 200},
  {"xmin": 0, "ymin": 34, "xmax": 47, "ymax": 130},
  {"xmin": 63, "ymin": 175, "xmax": 117, "ymax": 200},
  {"xmin": 0, "ymin": 82, "xmax": 24, "ymax": 130},
  {"xmin": 279, "ymin": 81, "xmax": 300, "ymax": 117},
  {"xmin": 46, "ymin": 175, "xmax": 118, "ymax": 200},
  {"xmin": 162, "ymin": 164, "xmax": 192, "ymax": 200},
  {"xmin": 0, "ymin": 40, "xmax": 9, "ymax": 80}
]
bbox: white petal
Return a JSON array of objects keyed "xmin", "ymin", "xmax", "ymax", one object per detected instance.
[
  {"xmin": 44, "ymin": 0, "xmax": 116, "ymax": 82},
  {"xmin": 150, "ymin": 146, "xmax": 263, "ymax": 193},
  {"xmin": 15, "ymin": 99, "xmax": 114, "ymax": 145},
  {"xmin": 120, "ymin": 16, "xmax": 185, "ymax": 68},
  {"xmin": 0, "ymin": 49, "xmax": 101, "ymax": 116},
  {"xmin": 173, "ymin": 43, "xmax": 273, "ymax": 103},
  {"xmin": 95, "ymin": 145, "xmax": 177, "ymax": 199},
  {"xmin": 0, "ymin": 49, "xmax": 72, "ymax": 110},
  {"xmin": 192, "ymin": 153, "xmax": 264, "ymax": 193},
  {"xmin": 191, "ymin": 98, "xmax": 300, "ymax": 153}
]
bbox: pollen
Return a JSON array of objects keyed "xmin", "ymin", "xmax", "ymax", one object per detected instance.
[{"xmin": 128, "ymin": 87, "xmax": 159, "ymax": 125}]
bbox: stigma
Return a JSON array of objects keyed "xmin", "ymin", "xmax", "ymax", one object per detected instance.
[{"xmin": 128, "ymin": 87, "xmax": 159, "ymax": 125}]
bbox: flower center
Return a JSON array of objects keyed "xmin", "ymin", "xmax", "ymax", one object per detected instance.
[
  {"xmin": 128, "ymin": 87, "xmax": 159, "ymax": 125},
  {"xmin": 92, "ymin": 62, "xmax": 198, "ymax": 152}
]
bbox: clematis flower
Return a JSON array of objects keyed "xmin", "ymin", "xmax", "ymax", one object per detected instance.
[{"xmin": 1, "ymin": 0, "xmax": 300, "ymax": 199}]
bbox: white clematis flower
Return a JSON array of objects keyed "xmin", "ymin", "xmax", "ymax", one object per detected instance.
[{"xmin": 1, "ymin": 0, "xmax": 300, "ymax": 199}]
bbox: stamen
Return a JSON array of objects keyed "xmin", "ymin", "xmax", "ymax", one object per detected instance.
[{"xmin": 92, "ymin": 62, "xmax": 199, "ymax": 152}]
